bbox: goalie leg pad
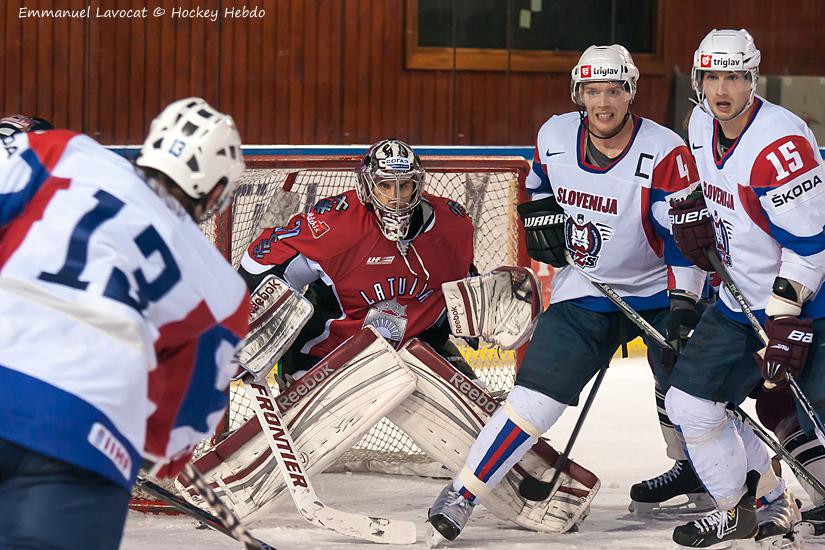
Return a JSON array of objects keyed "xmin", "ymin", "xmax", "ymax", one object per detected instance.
[
  {"xmin": 389, "ymin": 339, "xmax": 599, "ymax": 533},
  {"xmin": 180, "ymin": 328, "xmax": 416, "ymax": 519}
]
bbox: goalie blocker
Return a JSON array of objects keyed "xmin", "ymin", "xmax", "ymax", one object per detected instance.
[
  {"xmin": 237, "ymin": 275, "xmax": 314, "ymax": 383},
  {"xmin": 183, "ymin": 329, "xmax": 598, "ymax": 533}
]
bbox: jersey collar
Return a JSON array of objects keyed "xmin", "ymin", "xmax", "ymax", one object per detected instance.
[
  {"xmin": 576, "ymin": 114, "xmax": 642, "ymax": 174},
  {"xmin": 712, "ymin": 97, "xmax": 763, "ymax": 169}
]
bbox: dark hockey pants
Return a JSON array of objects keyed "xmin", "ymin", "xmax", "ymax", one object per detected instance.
[{"xmin": 0, "ymin": 438, "xmax": 131, "ymax": 550}]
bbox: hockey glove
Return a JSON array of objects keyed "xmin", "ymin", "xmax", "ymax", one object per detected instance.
[
  {"xmin": 760, "ymin": 316, "xmax": 814, "ymax": 386},
  {"xmin": 662, "ymin": 292, "xmax": 700, "ymax": 371},
  {"xmin": 668, "ymin": 189, "xmax": 716, "ymax": 271},
  {"xmin": 517, "ymin": 196, "xmax": 567, "ymax": 268}
]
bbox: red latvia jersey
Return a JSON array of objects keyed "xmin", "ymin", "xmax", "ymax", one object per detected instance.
[{"xmin": 243, "ymin": 189, "xmax": 474, "ymax": 357}]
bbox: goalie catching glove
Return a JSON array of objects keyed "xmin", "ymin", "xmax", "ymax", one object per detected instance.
[
  {"xmin": 517, "ymin": 195, "xmax": 567, "ymax": 268},
  {"xmin": 237, "ymin": 275, "xmax": 314, "ymax": 383},
  {"xmin": 443, "ymin": 266, "xmax": 542, "ymax": 349}
]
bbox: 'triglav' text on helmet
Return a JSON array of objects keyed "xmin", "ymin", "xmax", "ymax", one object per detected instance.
[
  {"xmin": 691, "ymin": 29, "xmax": 761, "ymax": 119},
  {"xmin": 136, "ymin": 97, "xmax": 244, "ymax": 214},
  {"xmin": 570, "ymin": 45, "xmax": 639, "ymax": 106},
  {"xmin": 356, "ymin": 139, "xmax": 426, "ymax": 242}
]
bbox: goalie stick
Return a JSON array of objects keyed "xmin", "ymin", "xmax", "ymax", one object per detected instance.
[
  {"xmin": 136, "ymin": 471, "xmax": 275, "ymax": 550},
  {"xmin": 244, "ymin": 377, "xmax": 417, "ymax": 545},
  {"xmin": 705, "ymin": 250, "xmax": 825, "ymax": 450}
]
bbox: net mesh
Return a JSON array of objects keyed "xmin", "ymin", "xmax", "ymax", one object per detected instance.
[{"xmin": 199, "ymin": 155, "xmax": 529, "ymax": 473}]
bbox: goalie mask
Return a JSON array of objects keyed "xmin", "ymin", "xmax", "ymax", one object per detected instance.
[
  {"xmin": 691, "ymin": 29, "xmax": 761, "ymax": 121},
  {"xmin": 356, "ymin": 139, "xmax": 426, "ymax": 242}
]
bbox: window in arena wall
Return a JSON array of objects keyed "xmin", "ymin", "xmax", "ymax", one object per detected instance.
[{"xmin": 406, "ymin": 0, "xmax": 665, "ymax": 74}]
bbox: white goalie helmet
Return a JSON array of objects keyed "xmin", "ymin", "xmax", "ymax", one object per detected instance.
[
  {"xmin": 356, "ymin": 139, "xmax": 426, "ymax": 242},
  {"xmin": 136, "ymin": 97, "xmax": 244, "ymax": 214},
  {"xmin": 691, "ymin": 29, "xmax": 761, "ymax": 116},
  {"xmin": 570, "ymin": 44, "xmax": 639, "ymax": 106}
]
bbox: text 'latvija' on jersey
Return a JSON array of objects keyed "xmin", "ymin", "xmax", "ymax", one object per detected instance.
[
  {"xmin": 689, "ymin": 97, "xmax": 825, "ymax": 323},
  {"xmin": 241, "ymin": 189, "xmax": 474, "ymax": 357},
  {"xmin": 0, "ymin": 131, "xmax": 249, "ymax": 489},
  {"xmin": 526, "ymin": 112, "xmax": 706, "ymax": 311}
]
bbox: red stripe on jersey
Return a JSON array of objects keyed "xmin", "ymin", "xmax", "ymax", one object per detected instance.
[
  {"xmin": 640, "ymin": 186, "xmax": 664, "ymax": 257},
  {"xmin": 27, "ymin": 130, "xmax": 79, "ymax": 172},
  {"xmin": 651, "ymin": 145, "xmax": 698, "ymax": 193},
  {"xmin": 145, "ymin": 300, "xmax": 217, "ymax": 456},
  {"xmin": 0, "ymin": 176, "xmax": 71, "ymax": 269},
  {"xmin": 666, "ymin": 266, "xmax": 676, "ymax": 291},
  {"xmin": 749, "ymin": 135, "xmax": 821, "ymax": 189},
  {"xmin": 222, "ymin": 293, "xmax": 250, "ymax": 339},
  {"xmin": 738, "ymin": 184, "xmax": 771, "ymax": 235}
]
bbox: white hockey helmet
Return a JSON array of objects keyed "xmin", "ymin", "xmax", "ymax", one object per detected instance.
[
  {"xmin": 356, "ymin": 139, "xmax": 426, "ymax": 242},
  {"xmin": 570, "ymin": 45, "xmax": 639, "ymax": 106},
  {"xmin": 691, "ymin": 29, "xmax": 761, "ymax": 115},
  {"xmin": 136, "ymin": 97, "xmax": 244, "ymax": 214}
]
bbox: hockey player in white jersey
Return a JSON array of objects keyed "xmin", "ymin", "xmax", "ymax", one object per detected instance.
[
  {"xmin": 666, "ymin": 29, "xmax": 825, "ymax": 548},
  {"xmin": 0, "ymin": 99, "xmax": 249, "ymax": 549},
  {"xmin": 426, "ymin": 44, "xmax": 708, "ymax": 544}
]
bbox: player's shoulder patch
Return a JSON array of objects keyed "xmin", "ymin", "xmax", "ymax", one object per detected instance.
[{"xmin": 305, "ymin": 189, "xmax": 363, "ymax": 239}]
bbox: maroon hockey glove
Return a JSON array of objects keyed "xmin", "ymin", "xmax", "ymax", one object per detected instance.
[
  {"xmin": 759, "ymin": 316, "xmax": 814, "ymax": 386},
  {"xmin": 668, "ymin": 190, "xmax": 716, "ymax": 271}
]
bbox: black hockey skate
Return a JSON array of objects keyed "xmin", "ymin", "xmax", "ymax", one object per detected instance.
[
  {"xmin": 672, "ymin": 470, "xmax": 760, "ymax": 548},
  {"xmin": 794, "ymin": 501, "xmax": 825, "ymax": 538},
  {"xmin": 629, "ymin": 460, "xmax": 714, "ymax": 515}
]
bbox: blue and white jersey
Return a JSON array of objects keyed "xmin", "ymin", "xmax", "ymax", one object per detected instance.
[
  {"xmin": 526, "ymin": 112, "xmax": 706, "ymax": 311},
  {"xmin": 0, "ymin": 130, "xmax": 249, "ymax": 489},
  {"xmin": 689, "ymin": 97, "xmax": 825, "ymax": 323}
]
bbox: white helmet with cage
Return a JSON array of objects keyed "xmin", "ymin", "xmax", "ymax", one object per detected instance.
[
  {"xmin": 691, "ymin": 29, "xmax": 761, "ymax": 117},
  {"xmin": 356, "ymin": 139, "xmax": 426, "ymax": 242},
  {"xmin": 136, "ymin": 97, "xmax": 244, "ymax": 215},
  {"xmin": 570, "ymin": 44, "xmax": 639, "ymax": 106}
]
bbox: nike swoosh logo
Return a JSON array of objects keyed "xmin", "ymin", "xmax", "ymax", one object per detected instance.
[
  {"xmin": 691, "ymin": 143, "xmax": 703, "ymax": 150},
  {"xmin": 546, "ymin": 150, "xmax": 564, "ymax": 157}
]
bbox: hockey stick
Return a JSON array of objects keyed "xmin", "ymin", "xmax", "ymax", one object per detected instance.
[
  {"xmin": 518, "ymin": 257, "xmax": 656, "ymax": 501},
  {"xmin": 244, "ymin": 379, "xmax": 417, "ymax": 544},
  {"xmin": 732, "ymin": 407, "xmax": 825, "ymax": 498},
  {"xmin": 518, "ymin": 364, "xmax": 608, "ymax": 501},
  {"xmin": 705, "ymin": 250, "xmax": 825, "ymax": 449},
  {"xmin": 547, "ymin": 257, "xmax": 825, "ymax": 499},
  {"xmin": 568, "ymin": 260, "xmax": 670, "ymax": 350},
  {"xmin": 136, "ymin": 472, "xmax": 275, "ymax": 550}
]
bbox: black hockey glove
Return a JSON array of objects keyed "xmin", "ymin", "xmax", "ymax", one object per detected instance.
[
  {"xmin": 662, "ymin": 292, "xmax": 700, "ymax": 372},
  {"xmin": 517, "ymin": 195, "xmax": 567, "ymax": 268}
]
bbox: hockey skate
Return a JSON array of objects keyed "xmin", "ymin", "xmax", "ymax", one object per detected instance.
[
  {"xmin": 427, "ymin": 483, "xmax": 476, "ymax": 547},
  {"xmin": 755, "ymin": 488, "xmax": 801, "ymax": 549},
  {"xmin": 672, "ymin": 470, "xmax": 759, "ymax": 548},
  {"xmin": 793, "ymin": 501, "xmax": 825, "ymax": 539},
  {"xmin": 629, "ymin": 460, "xmax": 714, "ymax": 515}
]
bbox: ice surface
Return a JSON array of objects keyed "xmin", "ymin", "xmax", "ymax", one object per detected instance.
[{"xmin": 121, "ymin": 356, "xmax": 805, "ymax": 549}]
